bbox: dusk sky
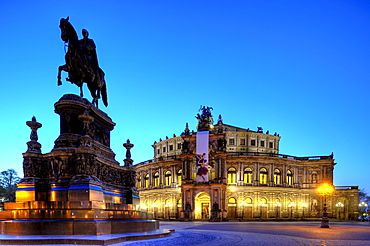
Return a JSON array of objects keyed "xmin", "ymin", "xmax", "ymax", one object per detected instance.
[{"xmin": 1, "ymin": 1, "xmax": 370, "ymax": 194}]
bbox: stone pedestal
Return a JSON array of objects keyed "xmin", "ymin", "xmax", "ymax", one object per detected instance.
[{"xmin": 0, "ymin": 94, "xmax": 159, "ymax": 236}]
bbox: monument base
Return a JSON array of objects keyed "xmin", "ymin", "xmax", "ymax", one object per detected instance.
[
  {"xmin": 0, "ymin": 229, "xmax": 173, "ymax": 245},
  {"xmin": 0, "ymin": 219, "xmax": 159, "ymax": 235},
  {"xmin": 0, "ymin": 94, "xmax": 170, "ymax": 239}
]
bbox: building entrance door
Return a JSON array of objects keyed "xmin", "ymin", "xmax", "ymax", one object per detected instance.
[
  {"xmin": 195, "ymin": 192, "xmax": 210, "ymax": 219},
  {"xmin": 201, "ymin": 203, "xmax": 210, "ymax": 219},
  {"xmin": 245, "ymin": 206, "xmax": 252, "ymax": 219}
]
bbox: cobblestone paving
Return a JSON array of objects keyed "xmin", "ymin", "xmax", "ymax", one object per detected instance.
[
  {"xmin": 116, "ymin": 221, "xmax": 370, "ymax": 246},
  {"xmin": 7, "ymin": 221, "xmax": 370, "ymax": 246}
]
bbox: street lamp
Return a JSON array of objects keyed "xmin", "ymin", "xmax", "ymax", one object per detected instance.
[
  {"xmin": 288, "ymin": 202, "xmax": 296, "ymax": 219},
  {"xmin": 165, "ymin": 202, "xmax": 172, "ymax": 220},
  {"xmin": 152, "ymin": 203, "xmax": 158, "ymax": 219},
  {"xmin": 317, "ymin": 183, "xmax": 334, "ymax": 228},
  {"xmin": 258, "ymin": 201, "xmax": 265, "ymax": 219},
  {"xmin": 274, "ymin": 202, "xmax": 281, "ymax": 220},
  {"xmin": 359, "ymin": 201, "xmax": 368, "ymax": 221},
  {"xmin": 336, "ymin": 202, "xmax": 344, "ymax": 220},
  {"xmin": 141, "ymin": 203, "xmax": 147, "ymax": 212},
  {"xmin": 240, "ymin": 201, "xmax": 245, "ymax": 219},
  {"xmin": 301, "ymin": 202, "xmax": 308, "ymax": 220}
]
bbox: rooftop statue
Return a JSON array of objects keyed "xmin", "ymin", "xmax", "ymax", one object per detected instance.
[
  {"xmin": 57, "ymin": 17, "xmax": 108, "ymax": 107},
  {"xmin": 196, "ymin": 105, "xmax": 214, "ymax": 125}
]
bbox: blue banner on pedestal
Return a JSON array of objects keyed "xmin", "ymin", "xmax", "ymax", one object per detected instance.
[{"xmin": 196, "ymin": 131, "xmax": 209, "ymax": 182}]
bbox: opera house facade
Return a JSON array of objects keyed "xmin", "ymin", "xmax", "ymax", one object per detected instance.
[{"xmin": 134, "ymin": 108, "xmax": 358, "ymax": 221}]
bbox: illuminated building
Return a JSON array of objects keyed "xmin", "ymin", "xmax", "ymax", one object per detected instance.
[{"xmin": 134, "ymin": 108, "xmax": 358, "ymax": 220}]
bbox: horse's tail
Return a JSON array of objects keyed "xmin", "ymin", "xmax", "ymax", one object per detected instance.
[{"xmin": 102, "ymin": 83, "xmax": 108, "ymax": 107}]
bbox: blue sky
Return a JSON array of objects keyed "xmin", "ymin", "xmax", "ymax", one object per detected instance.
[{"xmin": 1, "ymin": 0, "xmax": 370, "ymax": 193}]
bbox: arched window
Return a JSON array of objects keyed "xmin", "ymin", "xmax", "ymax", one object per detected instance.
[
  {"xmin": 153, "ymin": 172, "xmax": 160, "ymax": 187},
  {"xmin": 259, "ymin": 168, "xmax": 268, "ymax": 184},
  {"xmin": 227, "ymin": 167, "xmax": 237, "ymax": 184},
  {"xmin": 144, "ymin": 173, "xmax": 149, "ymax": 188},
  {"xmin": 177, "ymin": 169, "xmax": 182, "ymax": 185},
  {"xmin": 260, "ymin": 197, "xmax": 267, "ymax": 204},
  {"xmin": 165, "ymin": 170, "xmax": 172, "ymax": 186},
  {"xmin": 245, "ymin": 197, "xmax": 252, "ymax": 204},
  {"xmin": 243, "ymin": 167, "xmax": 253, "ymax": 184},
  {"xmin": 274, "ymin": 198, "xmax": 281, "ymax": 207},
  {"xmin": 287, "ymin": 170, "xmax": 293, "ymax": 185},
  {"xmin": 228, "ymin": 197, "xmax": 237, "ymax": 204},
  {"xmin": 137, "ymin": 175, "xmax": 142, "ymax": 189},
  {"xmin": 274, "ymin": 169, "xmax": 281, "ymax": 185}
]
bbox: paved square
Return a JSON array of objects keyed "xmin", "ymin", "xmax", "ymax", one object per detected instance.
[{"xmin": 116, "ymin": 221, "xmax": 370, "ymax": 246}]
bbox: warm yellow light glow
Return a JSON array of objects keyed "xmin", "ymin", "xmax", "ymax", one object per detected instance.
[
  {"xmin": 301, "ymin": 202, "xmax": 308, "ymax": 208},
  {"xmin": 336, "ymin": 202, "xmax": 344, "ymax": 207},
  {"xmin": 288, "ymin": 202, "xmax": 296, "ymax": 207},
  {"xmin": 274, "ymin": 202, "xmax": 282, "ymax": 207},
  {"xmin": 359, "ymin": 201, "xmax": 368, "ymax": 208},
  {"xmin": 317, "ymin": 183, "xmax": 334, "ymax": 196}
]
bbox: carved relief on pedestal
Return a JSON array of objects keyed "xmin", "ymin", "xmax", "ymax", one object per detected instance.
[
  {"xmin": 23, "ymin": 158, "xmax": 45, "ymax": 178},
  {"xmin": 75, "ymin": 154, "xmax": 97, "ymax": 176},
  {"xmin": 48, "ymin": 157, "xmax": 70, "ymax": 181}
]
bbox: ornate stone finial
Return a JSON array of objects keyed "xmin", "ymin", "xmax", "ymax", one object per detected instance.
[
  {"xmin": 123, "ymin": 139, "xmax": 134, "ymax": 167},
  {"xmin": 184, "ymin": 123, "xmax": 190, "ymax": 136},
  {"xmin": 217, "ymin": 114, "xmax": 223, "ymax": 124},
  {"xmin": 26, "ymin": 116, "xmax": 42, "ymax": 153},
  {"xmin": 26, "ymin": 116, "xmax": 42, "ymax": 141},
  {"xmin": 216, "ymin": 114, "xmax": 223, "ymax": 134}
]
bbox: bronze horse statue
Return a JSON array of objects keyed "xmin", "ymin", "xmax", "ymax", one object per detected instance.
[{"xmin": 57, "ymin": 17, "xmax": 108, "ymax": 107}]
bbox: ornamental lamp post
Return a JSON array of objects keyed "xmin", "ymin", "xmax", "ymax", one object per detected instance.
[
  {"xmin": 141, "ymin": 203, "xmax": 147, "ymax": 212},
  {"xmin": 359, "ymin": 201, "xmax": 368, "ymax": 221},
  {"xmin": 288, "ymin": 202, "xmax": 296, "ymax": 219},
  {"xmin": 274, "ymin": 202, "xmax": 281, "ymax": 220},
  {"xmin": 336, "ymin": 202, "xmax": 344, "ymax": 220},
  {"xmin": 240, "ymin": 201, "xmax": 245, "ymax": 219},
  {"xmin": 317, "ymin": 183, "xmax": 334, "ymax": 228},
  {"xmin": 258, "ymin": 201, "xmax": 265, "ymax": 219},
  {"xmin": 165, "ymin": 202, "xmax": 172, "ymax": 220},
  {"xmin": 152, "ymin": 203, "xmax": 158, "ymax": 219},
  {"xmin": 301, "ymin": 202, "xmax": 308, "ymax": 220}
]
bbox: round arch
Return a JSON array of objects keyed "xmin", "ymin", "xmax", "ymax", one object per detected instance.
[{"xmin": 194, "ymin": 192, "xmax": 210, "ymax": 219}]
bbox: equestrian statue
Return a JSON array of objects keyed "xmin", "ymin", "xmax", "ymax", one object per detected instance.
[{"xmin": 57, "ymin": 17, "xmax": 108, "ymax": 107}]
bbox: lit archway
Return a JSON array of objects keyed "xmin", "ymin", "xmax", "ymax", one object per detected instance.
[{"xmin": 195, "ymin": 192, "xmax": 210, "ymax": 219}]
